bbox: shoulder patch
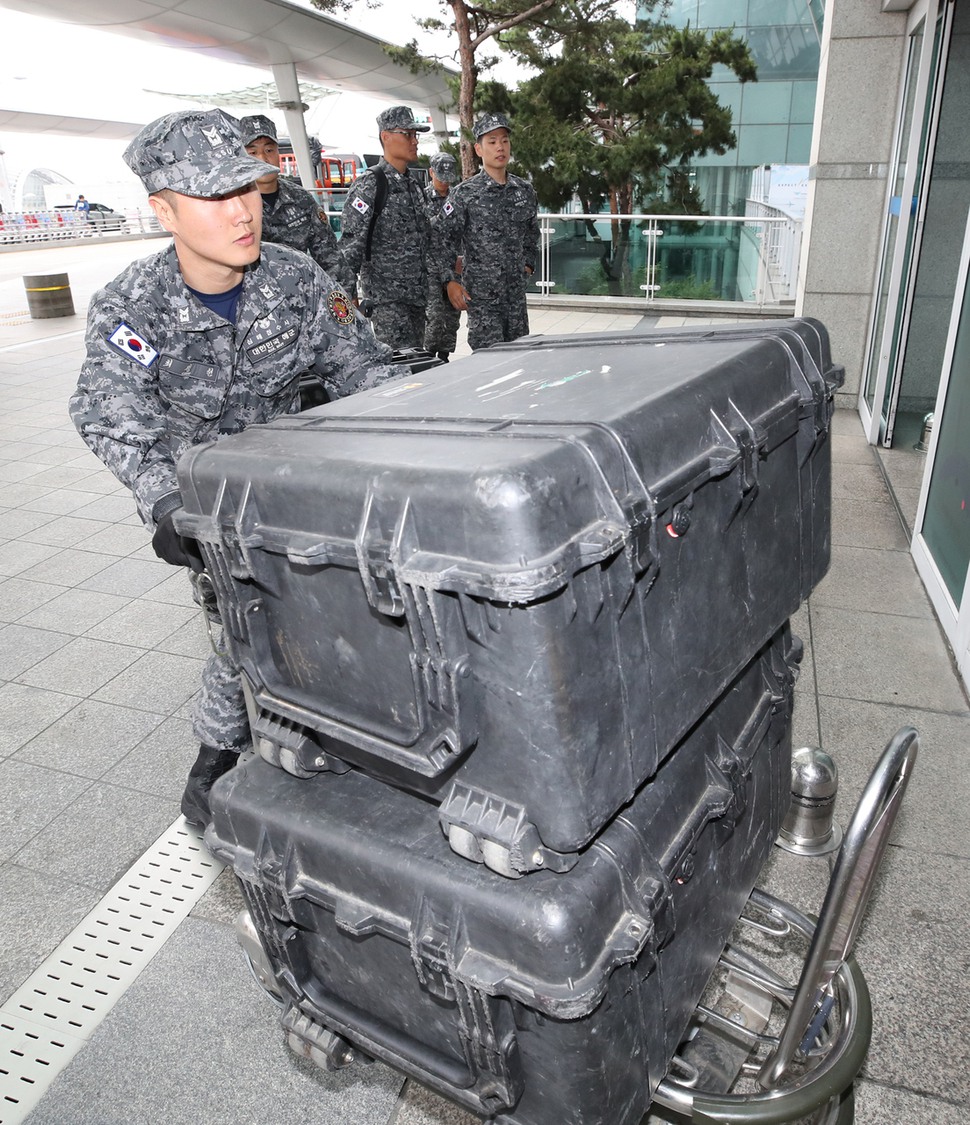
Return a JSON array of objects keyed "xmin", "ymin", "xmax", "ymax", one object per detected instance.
[
  {"xmin": 442, "ymin": 199, "xmax": 455, "ymax": 216},
  {"xmin": 352, "ymin": 197, "xmax": 370, "ymax": 214},
  {"xmin": 327, "ymin": 289, "xmax": 356, "ymax": 326},
  {"xmin": 107, "ymin": 323, "xmax": 158, "ymax": 368}
]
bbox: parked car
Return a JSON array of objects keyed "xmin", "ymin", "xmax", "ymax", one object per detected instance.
[{"xmin": 54, "ymin": 202, "xmax": 127, "ymax": 232}]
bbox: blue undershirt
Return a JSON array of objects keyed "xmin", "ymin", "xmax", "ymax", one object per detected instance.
[{"xmin": 187, "ymin": 279, "xmax": 244, "ymax": 325}]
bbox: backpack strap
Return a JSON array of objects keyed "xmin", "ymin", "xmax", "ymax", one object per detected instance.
[{"xmin": 364, "ymin": 168, "xmax": 389, "ymax": 262}]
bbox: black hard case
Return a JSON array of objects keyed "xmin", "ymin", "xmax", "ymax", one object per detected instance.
[
  {"xmin": 300, "ymin": 347, "xmax": 444, "ymax": 410},
  {"xmin": 208, "ymin": 627, "xmax": 798, "ymax": 1125},
  {"xmin": 178, "ymin": 319, "xmax": 838, "ymax": 871}
]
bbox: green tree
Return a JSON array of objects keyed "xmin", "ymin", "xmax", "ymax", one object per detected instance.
[
  {"xmin": 310, "ymin": 0, "xmax": 562, "ymax": 177},
  {"xmin": 505, "ymin": 6, "xmax": 755, "ymax": 291}
]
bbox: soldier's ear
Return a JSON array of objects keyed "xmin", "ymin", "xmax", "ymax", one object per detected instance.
[{"xmin": 148, "ymin": 191, "xmax": 177, "ymax": 233}]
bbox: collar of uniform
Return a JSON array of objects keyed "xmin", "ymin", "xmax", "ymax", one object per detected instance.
[
  {"xmin": 482, "ymin": 171, "xmax": 511, "ymax": 189},
  {"xmin": 164, "ymin": 244, "xmax": 285, "ymax": 331},
  {"xmin": 377, "ymin": 157, "xmax": 410, "ymax": 180},
  {"xmin": 236, "ymin": 250, "xmax": 287, "ymax": 329},
  {"xmin": 159, "ymin": 244, "xmax": 230, "ymax": 332},
  {"xmin": 275, "ymin": 176, "xmax": 303, "ymax": 200}
]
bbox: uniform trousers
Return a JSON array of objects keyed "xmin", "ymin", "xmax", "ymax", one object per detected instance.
[{"xmin": 369, "ymin": 301, "xmax": 426, "ymax": 351}]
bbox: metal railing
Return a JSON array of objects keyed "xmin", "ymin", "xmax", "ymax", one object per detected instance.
[
  {"xmin": 526, "ymin": 210, "xmax": 803, "ymax": 308},
  {"xmin": 0, "ymin": 208, "xmax": 163, "ymax": 246},
  {"xmin": 744, "ymin": 200, "xmax": 805, "ymax": 305},
  {"xmin": 4, "ymin": 201, "xmax": 803, "ymax": 309}
]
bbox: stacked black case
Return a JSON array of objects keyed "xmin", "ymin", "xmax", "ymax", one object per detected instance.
[{"xmin": 179, "ymin": 319, "xmax": 843, "ymax": 1122}]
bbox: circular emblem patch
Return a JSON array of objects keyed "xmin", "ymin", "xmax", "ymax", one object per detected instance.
[{"xmin": 327, "ymin": 289, "xmax": 356, "ymax": 325}]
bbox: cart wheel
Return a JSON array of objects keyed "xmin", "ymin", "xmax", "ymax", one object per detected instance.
[
  {"xmin": 803, "ymin": 1085, "xmax": 854, "ymax": 1125},
  {"xmin": 831, "ymin": 1086, "xmax": 854, "ymax": 1124},
  {"xmin": 244, "ymin": 950, "xmax": 284, "ymax": 1006},
  {"xmin": 648, "ymin": 890, "xmax": 871, "ymax": 1125},
  {"xmin": 646, "ymin": 1085, "xmax": 854, "ymax": 1125}
]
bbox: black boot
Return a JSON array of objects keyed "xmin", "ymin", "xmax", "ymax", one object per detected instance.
[
  {"xmin": 181, "ymin": 743, "xmax": 238, "ymax": 828},
  {"xmin": 436, "ymin": 351, "xmax": 450, "ymax": 363}
]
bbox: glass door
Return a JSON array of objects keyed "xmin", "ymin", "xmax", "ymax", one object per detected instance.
[
  {"xmin": 881, "ymin": 0, "xmax": 962, "ymax": 448},
  {"xmin": 859, "ymin": 0, "xmax": 951, "ymax": 443},
  {"xmin": 861, "ymin": 18, "xmax": 926, "ymax": 422},
  {"xmin": 912, "ymin": 207, "xmax": 970, "ymax": 693}
]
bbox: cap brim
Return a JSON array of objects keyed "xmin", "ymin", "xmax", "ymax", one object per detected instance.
[{"xmin": 176, "ymin": 154, "xmax": 278, "ymax": 198}]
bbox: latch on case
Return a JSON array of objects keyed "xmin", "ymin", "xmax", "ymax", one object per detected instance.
[{"xmin": 356, "ymin": 487, "xmax": 410, "ymax": 616}]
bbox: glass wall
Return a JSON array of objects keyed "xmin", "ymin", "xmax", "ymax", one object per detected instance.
[
  {"xmin": 649, "ymin": 0, "xmax": 820, "ymax": 215},
  {"xmin": 913, "ymin": 203, "xmax": 970, "ymax": 694},
  {"xmin": 886, "ymin": 3, "xmax": 970, "ymax": 696},
  {"xmin": 862, "ymin": 19, "xmax": 928, "ymax": 420},
  {"xmin": 534, "ymin": 213, "xmax": 800, "ymax": 304}
]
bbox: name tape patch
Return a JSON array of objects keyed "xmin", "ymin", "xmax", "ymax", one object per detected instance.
[{"xmin": 246, "ymin": 325, "xmax": 299, "ymax": 363}]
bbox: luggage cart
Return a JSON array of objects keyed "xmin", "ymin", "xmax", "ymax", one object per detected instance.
[
  {"xmin": 645, "ymin": 726, "xmax": 918, "ymax": 1124},
  {"xmin": 232, "ymin": 726, "xmax": 916, "ymax": 1125},
  {"xmin": 190, "ymin": 321, "xmax": 894, "ymax": 1124}
]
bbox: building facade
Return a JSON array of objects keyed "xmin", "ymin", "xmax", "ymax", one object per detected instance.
[
  {"xmin": 653, "ymin": 0, "xmax": 970, "ymax": 694},
  {"xmin": 799, "ymin": 0, "xmax": 968, "ymax": 692},
  {"xmin": 659, "ymin": 0, "xmax": 821, "ymax": 215}
]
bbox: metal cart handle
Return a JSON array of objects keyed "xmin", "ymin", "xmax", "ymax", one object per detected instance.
[
  {"xmin": 653, "ymin": 725, "xmax": 919, "ymax": 1122},
  {"xmin": 759, "ymin": 725, "xmax": 919, "ymax": 1088}
]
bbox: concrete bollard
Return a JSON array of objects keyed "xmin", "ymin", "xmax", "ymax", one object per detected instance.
[{"xmin": 23, "ymin": 273, "xmax": 75, "ymax": 319}]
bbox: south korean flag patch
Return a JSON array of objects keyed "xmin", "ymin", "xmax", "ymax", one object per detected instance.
[
  {"xmin": 442, "ymin": 200, "xmax": 454, "ymax": 216},
  {"xmin": 108, "ymin": 323, "xmax": 158, "ymax": 368},
  {"xmin": 352, "ymin": 197, "xmax": 370, "ymax": 214}
]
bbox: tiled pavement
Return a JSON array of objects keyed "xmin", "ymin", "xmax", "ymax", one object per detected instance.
[{"xmin": 1, "ymin": 239, "xmax": 968, "ymax": 1124}]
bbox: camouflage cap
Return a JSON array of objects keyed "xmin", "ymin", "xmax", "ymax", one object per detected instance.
[
  {"xmin": 473, "ymin": 112, "xmax": 512, "ymax": 139},
  {"xmin": 376, "ymin": 105, "xmax": 431, "ymax": 134},
  {"xmin": 429, "ymin": 152, "xmax": 458, "ymax": 184},
  {"xmin": 124, "ymin": 109, "xmax": 278, "ymax": 197},
  {"xmin": 238, "ymin": 114, "xmax": 278, "ymax": 146}
]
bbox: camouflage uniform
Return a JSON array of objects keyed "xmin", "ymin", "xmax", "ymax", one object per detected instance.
[
  {"xmin": 261, "ymin": 174, "xmax": 355, "ymax": 293},
  {"xmin": 436, "ymin": 169, "xmax": 540, "ymax": 351},
  {"xmin": 237, "ymin": 112, "xmax": 355, "ymax": 295},
  {"xmin": 424, "ymin": 167, "xmax": 462, "ymax": 358},
  {"xmin": 69, "ymin": 241, "xmax": 400, "ymax": 750},
  {"xmin": 339, "ymin": 158, "xmax": 431, "ymax": 349},
  {"xmin": 434, "ymin": 113, "xmax": 539, "ymax": 352}
]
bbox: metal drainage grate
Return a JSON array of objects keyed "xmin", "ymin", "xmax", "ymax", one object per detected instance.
[{"xmin": 0, "ymin": 818, "xmax": 224, "ymax": 1124}]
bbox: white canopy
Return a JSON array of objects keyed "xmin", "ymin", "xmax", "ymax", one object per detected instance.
[{"xmin": 0, "ymin": 0, "xmax": 457, "ymax": 185}]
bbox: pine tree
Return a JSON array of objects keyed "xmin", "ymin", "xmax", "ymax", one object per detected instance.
[{"xmin": 505, "ymin": 5, "xmax": 756, "ymax": 290}]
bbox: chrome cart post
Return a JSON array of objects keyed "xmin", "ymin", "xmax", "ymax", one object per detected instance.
[{"xmin": 651, "ymin": 726, "xmax": 919, "ymax": 1124}]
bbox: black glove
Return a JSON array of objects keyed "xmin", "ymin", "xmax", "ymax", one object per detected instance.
[{"xmin": 152, "ymin": 510, "xmax": 203, "ymax": 570}]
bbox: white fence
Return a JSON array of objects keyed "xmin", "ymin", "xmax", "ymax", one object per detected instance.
[{"xmin": 0, "ymin": 209, "xmax": 163, "ymax": 246}]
